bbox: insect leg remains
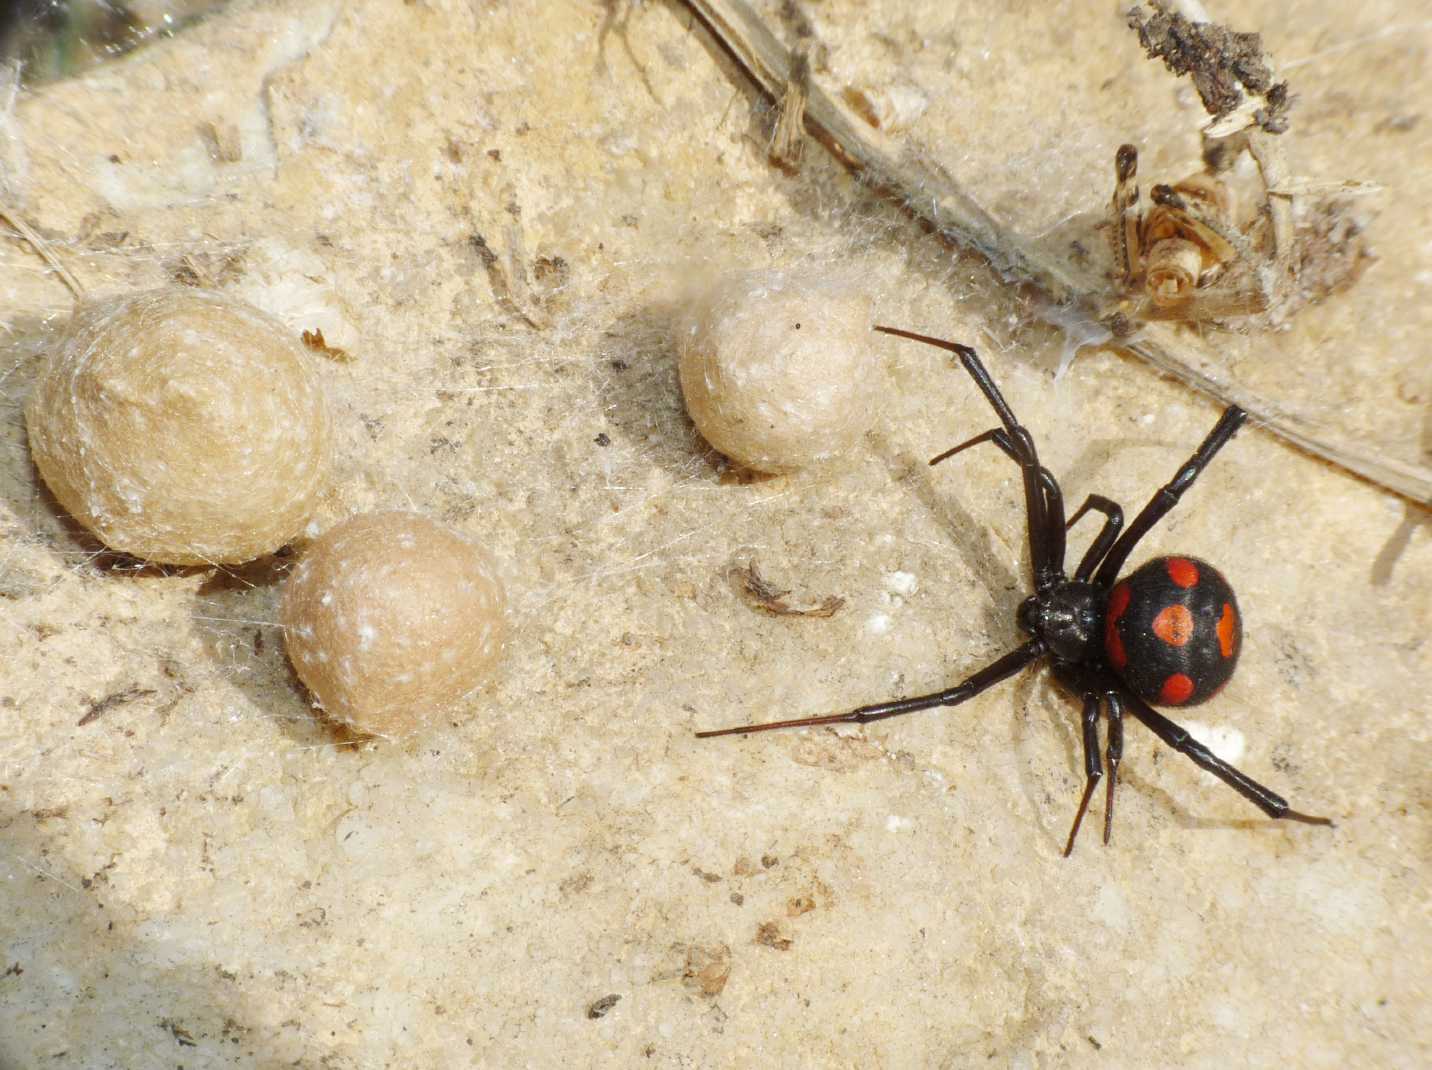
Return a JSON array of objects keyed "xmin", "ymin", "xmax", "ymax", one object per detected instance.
[{"xmin": 1112, "ymin": 143, "xmax": 1142, "ymax": 289}]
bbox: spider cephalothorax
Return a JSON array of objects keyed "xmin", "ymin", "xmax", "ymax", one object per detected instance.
[{"xmin": 699, "ymin": 326, "xmax": 1332, "ymax": 856}]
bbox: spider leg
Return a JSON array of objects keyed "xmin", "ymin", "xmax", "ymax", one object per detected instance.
[
  {"xmin": 928, "ymin": 427, "xmax": 1016, "ymax": 468},
  {"xmin": 1040, "ymin": 468, "xmax": 1067, "ymax": 582},
  {"xmin": 1093, "ymin": 406, "xmax": 1247, "ymax": 587},
  {"xmin": 1064, "ymin": 494, "xmax": 1124, "ymax": 583},
  {"xmin": 875, "ymin": 326, "xmax": 1066, "ymax": 587},
  {"xmin": 1121, "ymin": 688, "xmax": 1333, "ymax": 827},
  {"xmin": 1111, "ymin": 143, "xmax": 1142, "ymax": 288},
  {"xmin": 695, "ymin": 640, "xmax": 1046, "ymax": 738},
  {"xmin": 1063, "ymin": 693, "xmax": 1104, "ymax": 857},
  {"xmin": 874, "ymin": 327, "xmax": 1020, "ymax": 430},
  {"xmin": 930, "ymin": 430, "xmax": 1066, "ymax": 571},
  {"xmin": 1103, "ymin": 690, "xmax": 1124, "ymax": 845}
]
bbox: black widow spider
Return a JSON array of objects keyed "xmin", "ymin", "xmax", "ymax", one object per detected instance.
[{"xmin": 698, "ymin": 326, "xmax": 1332, "ymax": 855}]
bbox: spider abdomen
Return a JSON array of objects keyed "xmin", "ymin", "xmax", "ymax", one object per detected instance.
[{"xmin": 1104, "ymin": 556, "xmax": 1241, "ymax": 706}]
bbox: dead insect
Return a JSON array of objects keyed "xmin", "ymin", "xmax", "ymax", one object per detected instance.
[{"xmin": 1108, "ymin": 140, "xmax": 1290, "ymax": 324}]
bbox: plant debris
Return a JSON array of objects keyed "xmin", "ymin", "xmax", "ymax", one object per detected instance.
[
  {"xmin": 78, "ymin": 686, "xmax": 156, "ymax": 727},
  {"xmin": 159, "ymin": 1018, "xmax": 197, "ymax": 1047},
  {"xmin": 653, "ymin": 943, "xmax": 733, "ymax": 997},
  {"xmin": 755, "ymin": 921, "xmax": 793, "ymax": 951},
  {"xmin": 729, "ymin": 560, "xmax": 844, "ymax": 618},
  {"xmin": 681, "ymin": 943, "xmax": 733, "ymax": 997},
  {"xmin": 586, "ymin": 994, "xmax": 621, "ymax": 1019},
  {"xmin": 1127, "ymin": 3, "xmax": 1290, "ymax": 134},
  {"xmin": 300, "ymin": 327, "xmax": 352, "ymax": 362}
]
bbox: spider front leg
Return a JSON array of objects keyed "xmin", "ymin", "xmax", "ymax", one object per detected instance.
[
  {"xmin": 875, "ymin": 326, "xmax": 1066, "ymax": 587},
  {"xmin": 1093, "ymin": 406, "xmax": 1248, "ymax": 587},
  {"xmin": 928, "ymin": 427, "xmax": 1068, "ymax": 582}
]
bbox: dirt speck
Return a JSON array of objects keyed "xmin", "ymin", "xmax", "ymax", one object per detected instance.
[
  {"xmin": 586, "ymin": 994, "xmax": 621, "ymax": 1019},
  {"xmin": 755, "ymin": 921, "xmax": 793, "ymax": 951}
]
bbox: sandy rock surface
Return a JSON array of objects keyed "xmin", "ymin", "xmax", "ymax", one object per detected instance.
[{"xmin": 0, "ymin": 1, "xmax": 1426, "ymax": 1067}]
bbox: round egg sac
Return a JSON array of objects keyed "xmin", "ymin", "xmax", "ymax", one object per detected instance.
[
  {"xmin": 280, "ymin": 511, "xmax": 508, "ymax": 736},
  {"xmin": 26, "ymin": 288, "xmax": 332, "ymax": 564},
  {"xmin": 676, "ymin": 267, "xmax": 875, "ymax": 474}
]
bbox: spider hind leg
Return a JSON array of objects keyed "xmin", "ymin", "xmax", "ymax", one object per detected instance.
[{"xmin": 1123, "ymin": 690, "xmax": 1334, "ymax": 828}]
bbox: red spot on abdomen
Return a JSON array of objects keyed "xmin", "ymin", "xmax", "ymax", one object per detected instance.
[
  {"xmin": 1105, "ymin": 583, "xmax": 1131, "ymax": 670},
  {"xmin": 1217, "ymin": 602, "xmax": 1238, "ymax": 657},
  {"xmin": 1159, "ymin": 673, "xmax": 1195, "ymax": 704},
  {"xmin": 1152, "ymin": 604, "xmax": 1194, "ymax": 646},
  {"xmin": 1166, "ymin": 557, "xmax": 1199, "ymax": 588}
]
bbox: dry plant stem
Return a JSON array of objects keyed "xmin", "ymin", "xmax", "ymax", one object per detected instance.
[
  {"xmin": 0, "ymin": 203, "xmax": 86, "ymax": 300},
  {"xmin": 681, "ymin": 0, "xmax": 1431, "ymax": 505},
  {"xmin": 768, "ymin": 47, "xmax": 810, "ymax": 169}
]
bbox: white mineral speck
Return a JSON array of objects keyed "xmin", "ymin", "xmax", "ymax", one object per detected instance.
[
  {"xmin": 866, "ymin": 613, "xmax": 892, "ymax": 635},
  {"xmin": 884, "ymin": 570, "xmax": 918, "ymax": 596},
  {"xmin": 1093, "ymin": 883, "xmax": 1131, "ymax": 934},
  {"xmin": 1211, "ymin": 1001, "xmax": 1243, "ymax": 1033}
]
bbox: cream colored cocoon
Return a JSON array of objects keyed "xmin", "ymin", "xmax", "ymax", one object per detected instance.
[
  {"xmin": 677, "ymin": 268, "xmax": 875, "ymax": 473},
  {"xmin": 26, "ymin": 289, "xmax": 332, "ymax": 564},
  {"xmin": 281, "ymin": 511, "xmax": 508, "ymax": 736}
]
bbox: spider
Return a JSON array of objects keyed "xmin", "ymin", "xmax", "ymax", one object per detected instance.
[
  {"xmin": 1108, "ymin": 139, "xmax": 1290, "ymax": 326},
  {"xmin": 697, "ymin": 326, "xmax": 1333, "ymax": 855}
]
